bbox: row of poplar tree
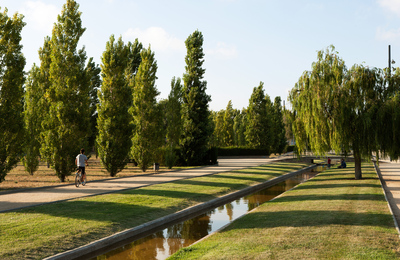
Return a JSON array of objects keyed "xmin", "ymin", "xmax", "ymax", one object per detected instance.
[
  {"xmin": 0, "ymin": 0, "xmax": 287, "ymax": 183},
  {"xmin": 210, "ymin": 88, "xmax": 286, "ymax": 153}
]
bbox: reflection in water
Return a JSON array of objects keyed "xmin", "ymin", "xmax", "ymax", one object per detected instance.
[{"xmin": 93, "ymin": 168, "xmax": 323, "ymax": 260}]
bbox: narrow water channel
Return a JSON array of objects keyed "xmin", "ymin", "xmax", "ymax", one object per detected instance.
[{"xmin": 92, "ymin": 166, "xmax": 325, "ymax": 260}]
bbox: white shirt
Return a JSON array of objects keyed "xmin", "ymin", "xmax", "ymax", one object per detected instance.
[{"xmin": 76, "ymin": 154, "xmax": 88, "ymax": 167}]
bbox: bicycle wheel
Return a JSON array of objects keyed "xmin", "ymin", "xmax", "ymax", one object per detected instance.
[
  {"xmin": 75, "ymin": 173, "xmax": 80, "ymax": 187},
  {"xmin": 81, "ymin": 175, "xmax": 87, "ymax": 186}
]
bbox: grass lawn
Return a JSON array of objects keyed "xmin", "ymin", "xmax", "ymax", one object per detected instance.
[
  {"xmin": 0, "ymin": 161, "xmax": 308, "ymax": 260},
  {"xmin": 168, "ymin": 163, "xmax": 400, "ymax": 260}
]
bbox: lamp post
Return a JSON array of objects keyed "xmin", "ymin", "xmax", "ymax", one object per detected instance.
[{"xmin": 389, "ymin": 45, "xmax": 391, "ymax": 74}]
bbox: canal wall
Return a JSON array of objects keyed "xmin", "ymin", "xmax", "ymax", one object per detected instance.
[{"xmin": 44, "ymin": 164, "xmax": 317, "ymax": 260}]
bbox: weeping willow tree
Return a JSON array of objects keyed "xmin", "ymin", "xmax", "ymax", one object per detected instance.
[
  {"xmin": 377, "ymin": 68, "xmax": 400, "ymax": 160},
  {"xmin": 289, "ymin": 46, "xmax": 389, "ymax": 179}
]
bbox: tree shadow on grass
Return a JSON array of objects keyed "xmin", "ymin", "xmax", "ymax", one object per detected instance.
[
  {"xmin": 232, "ymin": 168, "xmax": 291, "ymax": 176},
  {"xmin": 20, "ymin": 177, "xmax": 255, "ymax": 224},
  {"xmin": 22, "ymin": 189, "xmax": 206, "ymax": 226},
  {"xmin": 295, "ymin": 183, "xmax": 382, "ymax": 190},
  {"xmin": 275, "ymin": 193, "xmax": 385, "ymax": 203},
  {"xmin": 224, "ymin": 210, "xmax": 395, "ymax": 230},
  {"xmin": 203, "ymin": 174, "xmax": 279, "ymax": 183},
  {"xmin": 310, "ymin": 177, "xmax": 379, "ymax": 182},
  {"xmin": 235, "ymin": 164, "xmax": 307, "ymax": 172}
]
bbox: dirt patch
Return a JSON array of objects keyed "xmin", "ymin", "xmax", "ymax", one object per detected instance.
[{"xmin": 0, "ymin": 155, "xmax": 175, "ymax": 192}]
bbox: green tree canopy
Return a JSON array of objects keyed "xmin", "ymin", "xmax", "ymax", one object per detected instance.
[
  {"xmin": 271, "ymin": 96, "xmax": 287, "ymax": 154},
  {"xmin": 166, "ymin": 77, "xmax": 183, "ymax": 148},
  {"xmin": 377, "ymin": 68, "xmax": 400, "ymax": 159},
  {"xmin": 40, "ymin": 0, "xmax": 98, "ymax": 182},
  {"xmin": 97, "ymin": 35, "xmax": 141, "ymax": 176},
  {"xmin": 245, "ymin": 82, "xmax": 272, "ymax": 152},
  {"xmin": 130, "ymin": 46, "xmax": 161, "ymax": 172},
  {"xmin": 163, "ymin": 77, "xmax": 183, "ymax": 168},
  {"xmin": 222, "ymin": 100, "xmax": 235, "ymax": 147},
  {"xmin": 233, "ymin": 108, "xmax": 247, "ymax": 147},
  {"xmin": 0, "ymin": 7, "xmax": 26, "ymax": 182},
  {"xmin": 289, "ymin": 46, "xmax": 392, "ymax": 179},
  {"xmin": 180, "ymin": 30, "xmax": 212, "ymax": 166},
  {"xmin": 22, "ymin": 36, "xmax": 52, "ymax": 175},
  {"xmin": 211, "ymin": 110, "xmax": 225, "ymax": 147},
  {"xmin": 23, "ymin": 65, "xmax": 41, "ymax": 175}
]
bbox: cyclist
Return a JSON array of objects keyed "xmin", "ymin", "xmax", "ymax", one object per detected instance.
[{"xmin": 75, "ymin": 148, "xmax": 88, "ymax": 182}]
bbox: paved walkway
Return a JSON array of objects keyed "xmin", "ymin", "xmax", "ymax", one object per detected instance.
[
  {"xmin": 0, "ymin": 157, "xmax": 289, "ymax": 213},
  {"xmin": 377, "ymin": 160, "xmax": 400, "ymax": 231}
]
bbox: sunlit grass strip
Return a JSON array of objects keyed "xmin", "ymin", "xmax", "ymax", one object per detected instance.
[
  {"xmin": 169, "ymin": 163, "xmax": 400, "ymax": 260},
  {"xmin": 0, "ymin": 161, "xmax": 308, "ymax": 260}
]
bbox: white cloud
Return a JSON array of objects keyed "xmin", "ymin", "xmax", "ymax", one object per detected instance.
[
  {"xmin": 21, "ymin": 1, "xmax": 59, "ymax": 34},
  {"xmin": 123, "ymin": 27, "xmax": 185, "ymax": 53},
  {"xmin": 206, "ymin": 42, "xmax": 238, "ymax": 59},
  {"xmin": 378, "ymin": 0, "xmax": 400, "ymax": 16},
  {"xmin": 376, "ymin": 27, "xmax": 400, "ymax": 41}
]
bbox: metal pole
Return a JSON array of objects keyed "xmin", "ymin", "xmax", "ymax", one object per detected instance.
[{"xmin": 389, "ymin": 45, "xmax": 391, "ymax": 75}]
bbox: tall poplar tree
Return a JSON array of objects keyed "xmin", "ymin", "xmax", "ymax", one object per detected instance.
[
  {"xmin": 85, "ymin": 57, "xmax": 101, "ymax": 149},
  {"xmin": 164, "ymin": 77, "xmax": 183, "ymax": 168},
  {"xmin": 211, "ymin": 110, "xmax": 225, "ymax": 147},
  {"xmin": 181, "ymin": 30, "xmax": 212, "ymax": 165},
  {"xmin": 222, "ymin": 100, "xmax": 235, "ymax": 147},
  {"xmin": 0, "ymin": 8, "xmax": 26, "ymax": 182},
  {"xmin": 245, "ymin": 82, "xmax": 271, "ymax": 152},
  {"xmin": 23, "ymin": 66, "xmax": 42, "ymax": 175},
  {"xmin": 233, "ymin": 109, "xmax": 247, "ymax": 147},
  {"xmin": 97, "ymin": 36, "xmax": 141, "ymax": 176},
  {"xmin": 40, "ymin": 0, "xmax": 97, "ymax": 182},
  {"xmin": 271, "ymin": 96, "xmax": 287, "ymax": 153},
  {"xmin": 166, "ymin": 77, "xmax": 183, "ymax": 148},
  {"xmin": 130, "ymin": 46, "xmax": 161, "ymax": 172},
  {"xmin": 22, "ymin": 37, "xmax": 51, "ymax": 174}
]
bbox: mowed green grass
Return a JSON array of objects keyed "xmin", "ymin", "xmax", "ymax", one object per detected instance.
[
  {"xmin": 0, "ymin": 161, "xmax": 308, "ymax": 260},
  {"xmin": 169, "ymin": 163, "xmax": 400, "ymax": 260}
]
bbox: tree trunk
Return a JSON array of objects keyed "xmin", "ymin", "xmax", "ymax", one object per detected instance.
[
  {"xmin": 58, "ymin": 174, "xmax": 66, "ymax": 182},
  {"xmin": 354, "ymin": 153, "xmax": 362, "ymax": 180}
]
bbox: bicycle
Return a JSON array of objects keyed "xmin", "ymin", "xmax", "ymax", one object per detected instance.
[{"xmin": 75, "ymin": 168, "xmax": 87, "ymax": 187}]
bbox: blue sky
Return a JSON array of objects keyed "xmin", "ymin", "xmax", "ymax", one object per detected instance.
[{"xmin": 2, "ymin": 0, "xmax": 400, "ymax": 111}]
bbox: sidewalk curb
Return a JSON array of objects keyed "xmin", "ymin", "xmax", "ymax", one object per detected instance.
[{"xmin": 44, "ymin": 164, "xmax": 317, "ymax": 260}]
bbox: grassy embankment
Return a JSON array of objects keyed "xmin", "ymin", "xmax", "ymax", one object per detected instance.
[
  {"xmin": 0, "ymin": 161, "xmax": 308, "ymax": 259},
  {"xmin": 169, "ymin": 163, "xmax": 400, "ymax": 260}
]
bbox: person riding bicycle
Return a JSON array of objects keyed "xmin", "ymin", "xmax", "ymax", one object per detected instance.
[{"xmin": 75, "ymin": 148, "xmax": 88, "ymax": 182}]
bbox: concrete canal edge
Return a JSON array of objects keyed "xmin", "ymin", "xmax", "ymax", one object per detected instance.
[{"xmin": 44, "ymin": 164, "xmax": 318, "ymax": 260}]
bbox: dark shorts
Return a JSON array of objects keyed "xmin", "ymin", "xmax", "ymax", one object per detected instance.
[{"xmin": 78, "ymin": 166, "xmax": 86, "ymax": 175}]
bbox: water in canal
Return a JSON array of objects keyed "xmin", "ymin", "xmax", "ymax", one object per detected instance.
[{"xmin": 93, "ymin": 166, "xmax": 325, "ymax": 260}]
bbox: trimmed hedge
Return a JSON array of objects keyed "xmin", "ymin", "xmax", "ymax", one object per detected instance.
[{"xmin": 217, "ymin": 147, "xmax": 269, "ymax": 156}]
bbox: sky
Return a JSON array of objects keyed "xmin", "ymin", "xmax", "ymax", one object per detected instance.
[{"xmin": 2, "ymin": 0, "xmax": 400, "ymax": 111}]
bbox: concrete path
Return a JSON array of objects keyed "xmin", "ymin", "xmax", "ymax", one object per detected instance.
[
  {"xmin": 0, "ymin": 156, "xmax": 290, "ymax": 213},
  {"xmin": 377, "ymin": 160, "xmax": 400, "ymax": 230}
]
